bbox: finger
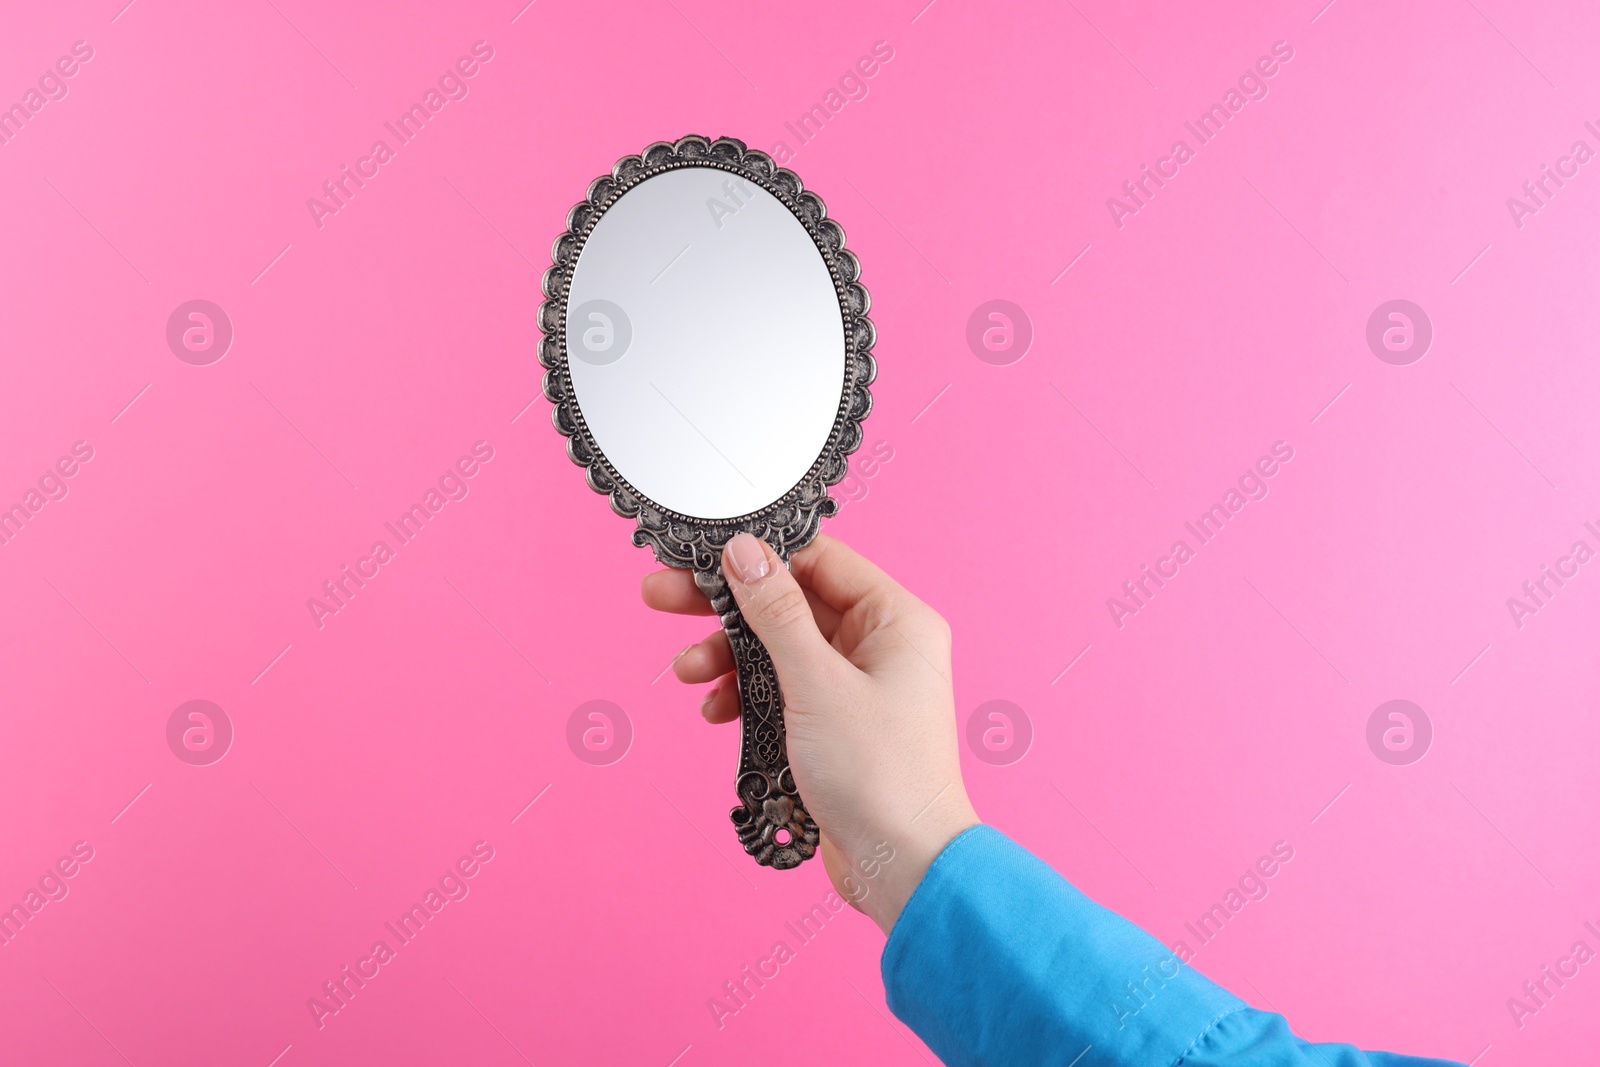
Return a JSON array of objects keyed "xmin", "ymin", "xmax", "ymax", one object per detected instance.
[
  {"xmin": 643, "ymin": 565, "xmax": 844, "ymax": 637},
  {"xmin": 673, "ymin": 629, "xmax": 733, "ymax": 683},
  {"xmin": 722, "ymin": 534, "xmax": 840, "ymax": 681},
  {"xmin": 640, "ymin": 569, "xmax": 716, "ymax": 615},
  {"xmin": 700, "ymin": 676, "xmax": 741, "ymax": 723},
  {"xmin": 791, "ymin": 533, "xmax": 917, "ymax": 621}
]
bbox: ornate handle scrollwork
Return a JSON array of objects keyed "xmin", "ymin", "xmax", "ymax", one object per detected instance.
[{"xmin": 695, "ymin": 567, "xmax": 819, "ymax": 870}]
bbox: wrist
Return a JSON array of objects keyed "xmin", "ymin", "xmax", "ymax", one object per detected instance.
[{"xmin": 862, "ymin": 795, "xmax": 980, "ymax": 936}]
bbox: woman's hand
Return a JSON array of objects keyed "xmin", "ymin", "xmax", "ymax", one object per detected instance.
[{"xmin": 641, "ymin": 532, "xmax": 979, "ymax": 934}]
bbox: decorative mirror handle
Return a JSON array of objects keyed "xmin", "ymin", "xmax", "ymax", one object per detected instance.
[{"xmin": 695, "ymin": 567, "xmax": 819, "ymax": 870}]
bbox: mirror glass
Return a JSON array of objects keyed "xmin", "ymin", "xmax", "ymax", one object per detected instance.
[{"xmin": 566, "ymin": 167, "xmax": 846, "ymax": 519}]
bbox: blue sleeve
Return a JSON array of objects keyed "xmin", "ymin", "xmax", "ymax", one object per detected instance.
[{"xmin": 881, "ymin": 825, "xmax": 1463, "ymax": 1067}]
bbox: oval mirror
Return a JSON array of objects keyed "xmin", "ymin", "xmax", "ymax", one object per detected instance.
[
  {"xmin": 566, "ymin": 166, "xmax": 845, "ymax": 519},
  {"xmin": 539, "ymin": 136, "xmax": 876, "ymax": 870}
]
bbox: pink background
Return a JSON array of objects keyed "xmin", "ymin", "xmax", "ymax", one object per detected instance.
[{"xmin": 1, "ymin": 0, "xmax": 1597, "ymax": 1063}]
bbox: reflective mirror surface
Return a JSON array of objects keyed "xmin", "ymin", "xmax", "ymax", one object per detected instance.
[{"xmin": 565, "ymin": 167, "xmax": 846, "ymax": 520}]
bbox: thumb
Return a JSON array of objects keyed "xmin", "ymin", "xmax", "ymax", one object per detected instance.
[{"xmin": 721, "ymin": 533, "xmax": 836, "ymax": 678}]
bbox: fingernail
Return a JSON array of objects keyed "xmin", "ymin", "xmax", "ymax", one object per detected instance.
[
  {"xmin": 700, "ymin": 685, "xmax": 719, "ymax": 719},
  {"xmin": 727, "ymin": 533, "xmax": 770, "ymax": 584}
]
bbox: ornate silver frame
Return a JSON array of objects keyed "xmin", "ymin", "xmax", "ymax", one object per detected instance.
[{"xmin": 538, "ymin": 134, "xmax": 876, "ymax": 869}]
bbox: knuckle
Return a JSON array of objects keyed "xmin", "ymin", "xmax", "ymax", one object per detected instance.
[
  {"xmin": 858, "ymin": 589, "xmax": 898, "ymax": 626},
  {"xmin": 755, "ymin": 580, "xmax": 812, "ymax": 631},
  {"xmin": 907, "ymin": 602, "xmax": 951, "ymax": 647}
]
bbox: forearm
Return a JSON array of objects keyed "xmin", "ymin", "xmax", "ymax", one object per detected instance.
[{"xmin": 881, "ymin": 826, "xmax": 1464, "ymax": 1067}]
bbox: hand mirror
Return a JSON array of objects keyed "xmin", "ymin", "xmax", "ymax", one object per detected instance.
[{"xmin": 538, "ymin": 135, "xmax": 876, "ymax": 870}]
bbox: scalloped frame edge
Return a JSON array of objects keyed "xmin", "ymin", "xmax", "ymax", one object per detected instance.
[{"xmin": 536, "ymin": 133, "xmax": 878, "ymax": 573}]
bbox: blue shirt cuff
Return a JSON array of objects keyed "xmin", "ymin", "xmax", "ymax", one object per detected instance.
[
  {"xmin": 881, "ymin": 825, "xmax": 1464, "ymax": 1067},
  {"xmin": 882, "ymin": 824, "xmax": 1245, "ymax": 1067}
]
